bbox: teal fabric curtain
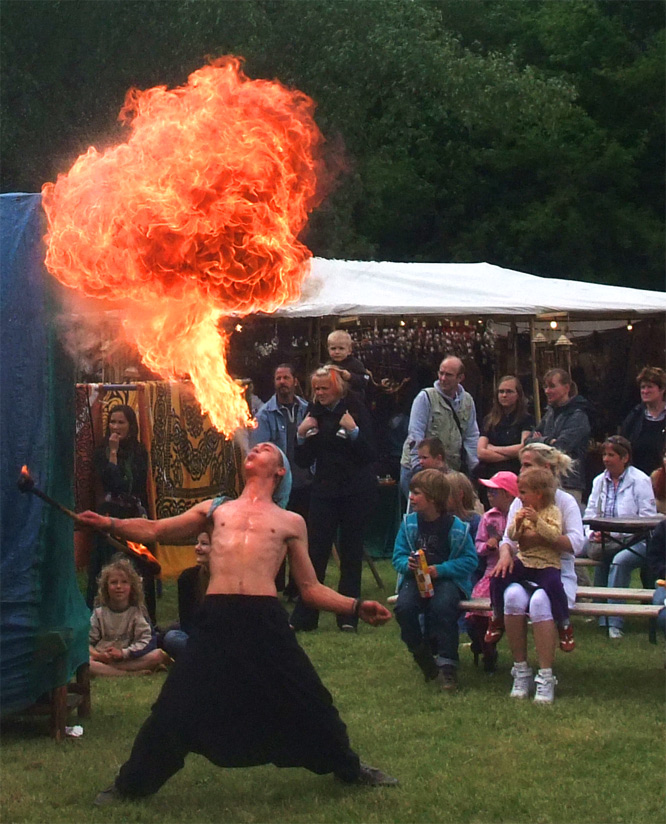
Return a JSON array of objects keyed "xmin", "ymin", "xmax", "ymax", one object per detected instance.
[{"xmin": 1, "ymin": 193, "xmax": 89, "ymax": 714}]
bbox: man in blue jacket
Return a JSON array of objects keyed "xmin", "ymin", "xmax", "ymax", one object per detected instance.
[{"xmin": 251, "ymin": 364, "xmax": 312, "ymax": 594}]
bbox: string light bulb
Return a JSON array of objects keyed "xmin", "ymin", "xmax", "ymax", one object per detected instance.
[
  {"xmin": 626, "ymin": 320, "xmax": 633, "ymax": 331},
  {"xmin": 550, "ymin": 320, "xmax": 558, "ymax": 330},
  {"xmin": 235, "ymin": 323, "xmax": 243, "ymax": 332}
]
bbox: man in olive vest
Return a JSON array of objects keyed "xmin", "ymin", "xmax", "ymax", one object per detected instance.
[{"xmin": 399, "ymin": 357, "xmax": 479, "ymax": 500}]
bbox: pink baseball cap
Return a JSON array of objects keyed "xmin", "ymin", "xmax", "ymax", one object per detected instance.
[{"xmin": 479, "ymin": 471, "xmax": 519, "ymax": 498}]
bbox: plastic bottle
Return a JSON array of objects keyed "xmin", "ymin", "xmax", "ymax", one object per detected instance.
[{"xmin": 413, "ymin": 549, "xmax": 434, "ymax": 599}]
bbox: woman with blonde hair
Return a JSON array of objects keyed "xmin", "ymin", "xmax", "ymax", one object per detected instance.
[
  {"xmin": 290, "ymin": 365, "xmax": 377, "ymax": 633},
  {"xmin": 491, "ymin": 443, "xmax": 583, "ymax": 704}
]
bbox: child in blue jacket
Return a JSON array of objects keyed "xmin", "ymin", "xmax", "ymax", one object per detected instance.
[{"xmin": 392, "ymin": 469, "xmax": 477, "ymax": 691}]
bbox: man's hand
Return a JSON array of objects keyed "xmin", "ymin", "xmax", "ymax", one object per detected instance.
[
  {"xmin": 77, "ymin": 510, "xmax": 111, "ymax": 531},
  {"xmin": 359, "ymin": 601, "xmax": 392, "ymax": 626},
  {"xmin": 490, "ymin": 545, "xmax": 514, "ymax": 578},
  {"xmin": 106, "ymin": 647, "xmax": 124, "ymax": 662}
]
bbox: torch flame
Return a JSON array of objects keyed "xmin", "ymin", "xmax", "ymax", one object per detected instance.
[
  {"xmin": 126, "ymin": 541, "xmax": 160, "ymax": 568},
  {"xmin": 41, "ymin": 57, "xmax": 325, "ymax": 435}
]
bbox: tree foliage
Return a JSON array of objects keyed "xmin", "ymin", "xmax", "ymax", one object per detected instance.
[{"xmin": 1, "ymin": 0, "xmax": 663, "ymax": 289}]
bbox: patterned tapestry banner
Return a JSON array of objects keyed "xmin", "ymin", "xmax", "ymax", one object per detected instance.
[{"xmin": 75, "ymin": 381, "xmax": 242, "ymax": 578}]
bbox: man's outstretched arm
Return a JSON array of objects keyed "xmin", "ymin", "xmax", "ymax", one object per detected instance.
[
  {"xmin": 77, "ymin": 500, "xmax": 211, "ymax": 545},
  {"xmin": 286, "ymin": 517, "xmax": 391, "ymax": 626}
]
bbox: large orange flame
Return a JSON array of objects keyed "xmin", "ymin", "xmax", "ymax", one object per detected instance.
[{"xmin": 41, "ymin": 57, "xmax": 324, "ymax": 435}]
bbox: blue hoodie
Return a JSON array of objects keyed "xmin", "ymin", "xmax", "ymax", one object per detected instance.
[{"xmin": 392, "ymin": 512, "xmax": 478, "ymax": 598}]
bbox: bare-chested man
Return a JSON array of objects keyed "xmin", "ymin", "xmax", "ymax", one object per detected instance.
[{"xmin": 78, "ymin": 442, "xmax": 396, "ymax": 804}]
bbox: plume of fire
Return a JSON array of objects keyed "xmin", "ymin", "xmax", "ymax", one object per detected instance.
[{"xmin": 42, "ymin": 57, "xmax": 325, "ymax": 435}]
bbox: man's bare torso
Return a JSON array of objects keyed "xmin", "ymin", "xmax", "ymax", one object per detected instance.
[{"xmin": 205, "ymin": 496, "xmax": 303, "ymax": 596}]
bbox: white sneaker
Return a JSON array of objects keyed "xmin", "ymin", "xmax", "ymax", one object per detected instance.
[
  {"xmin": 608, "ymin": 627, "xmax": 623, "ymax": 639},
  {"xmin": 509, "ymin": 666, "xmax": 533, "ymax": 699},
  {"xmin": 533, "ymin": 672, "xmax": 558, "ymax": 704}
]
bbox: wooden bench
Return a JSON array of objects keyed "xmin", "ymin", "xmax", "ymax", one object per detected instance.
[
  {"xmin": 457, "ymin": 597, "xmax": 661, "ymax": 620},
  {"xmin": 575, "ymin": 586, "xmax": 654, "ymax": 602},
  {"xmin": 574, "ymin": 558, "xmax": 602, "ymax": 567},
  {"xmin": 23, "ymin": 663, "xmax": 91, "ymax": 742},
  {"xmin": 387, "ymin": 588, "xmax": 660, "ymax": 620}
]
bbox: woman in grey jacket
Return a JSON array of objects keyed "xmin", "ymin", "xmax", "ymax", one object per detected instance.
[{"xmin": 526, "ymin": 368, "xmax": 591, "ymax": 502}]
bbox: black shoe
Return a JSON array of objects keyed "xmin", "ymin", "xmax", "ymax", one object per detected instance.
[
  {"xmin": 93, "ymin": 784, "xmax": 124, "ymax": 807},
  {"xmin": 412, "ymin": 643, "xmax": 438, "ymax": 681},
  {"xmin": 436, "ymin": 665, "xmax": 458, "ymax": 692},
  {"xmin": 482, "ymin": 648, "xmax": 498, "ymax": 674},
  {"xmin": 341, "ymin": 763, "xmax": 398, "ymax": 787},
  {"xmin": 357, "ymin": 763, "xmax": 399, "ymax": 786},
  {"xmin": 288, "ymin": 621, "xmax": 318, "ymax": 632},
  {"xmin": 339, "ymin": 623, "xmax": 357, "ymax": 633}
]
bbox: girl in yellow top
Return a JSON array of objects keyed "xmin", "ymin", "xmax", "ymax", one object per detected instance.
[{"xmin": 486, "ymin": 468, "xmax": 575, "ymax": 652}]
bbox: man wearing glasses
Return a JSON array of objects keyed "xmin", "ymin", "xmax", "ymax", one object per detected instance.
[{"xmin": 400, "ymin": 356, "xmax": 480, "ymax": 500}]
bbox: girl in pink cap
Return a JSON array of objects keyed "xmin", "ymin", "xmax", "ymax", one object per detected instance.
[{"xmin": 466, "ymin": 471, "xmax": 519, "ymax": 672}]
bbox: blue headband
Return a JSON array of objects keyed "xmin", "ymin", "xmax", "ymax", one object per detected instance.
[{"xmin": 271, "ymin": 445, "xmax": 292, "ymax": 509}]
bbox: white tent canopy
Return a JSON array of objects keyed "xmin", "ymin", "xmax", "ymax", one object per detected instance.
[{"xmin": 274, "ymin": 259, "xmax": 666, "ymax": 318}]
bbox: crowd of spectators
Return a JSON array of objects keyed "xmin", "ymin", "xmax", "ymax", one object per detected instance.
[{"xmin": 87, "ymin": 336, "xmax": 664, "ymax": 698}]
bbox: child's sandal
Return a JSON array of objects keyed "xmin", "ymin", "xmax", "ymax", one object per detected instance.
[
  {"xmin": 484, "ymin": 618, "xmax": 504, "ymax": 645},
  {"xmin": 558, "ymin": 624, "xmax": 576, "ymax": 652}
]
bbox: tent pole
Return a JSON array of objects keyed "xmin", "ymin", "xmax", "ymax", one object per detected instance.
[
  {"xmin": 530, "ymin": 317, "xmax": 541, "ymax": 422},
  {"xmin": 511, "ymin": 320, "xmax": 518, "ymax": 375}
]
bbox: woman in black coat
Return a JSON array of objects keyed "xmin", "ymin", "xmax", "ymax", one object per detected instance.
[
  {"xmin": 86, "ymin": 404, "xmax": 156, "ymax": 622},
  {"xmin": 289, "ymin": 366, "xmax": 377, "ymax": 633}
]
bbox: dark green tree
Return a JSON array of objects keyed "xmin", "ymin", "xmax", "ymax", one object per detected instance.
[{"xmin": 1, "ymin": 0, "xmax": 663, "ymax": 289}]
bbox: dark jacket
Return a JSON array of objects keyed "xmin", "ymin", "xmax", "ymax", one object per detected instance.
[
  {"xmin": 326, "ymin": 356, "xmax": 369, "ymax": 395},
  {"xmin": 294, "ymin": 396, "xmax": 376, "ymax": 498},
  {"xmin": 527, "ymin": 395, "xmax": 591, "ymax": 491},
  {"xmin": 620, "ymin": 403, "xmax": 666, "ymax": 476},
  {"xmin": 646, "ymin": 519, "xmax": 665, "ymax": 581},
  {"xmin": 177, "ymin": 566, "xmax": 206, "ymax": 635},
  {"xmin": 93, "ymin": 442, "xmax": 149, "ymax": 517}
]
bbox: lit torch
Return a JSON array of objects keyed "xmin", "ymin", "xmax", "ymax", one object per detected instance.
[
  {"xmin": 41, "ymin": 57, "xmax": 325, "ymax": 437},
  {"xmin": 18, "ymin": 465, "xmax": 160, "ymax": 575}
]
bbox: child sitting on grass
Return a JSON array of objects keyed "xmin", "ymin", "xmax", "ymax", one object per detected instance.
[
  {"xmin": 392, "ymin": 469, "xmax": 477, "ymax": 692},
  {"xmin": 466, "ymin": 471, "xmax": 519, "ymax": 673},
  {"xmin": 486, "ymin": 467, "xmax": 575, "ymax": 652},
  {"xmin": 89, "ymin": 556, "xmax": 169, "ymax": 677}
]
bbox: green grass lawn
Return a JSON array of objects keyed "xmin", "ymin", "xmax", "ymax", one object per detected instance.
[{"xmin": 1, "ymin": 560, "xmax": 664, "ymax": 824}]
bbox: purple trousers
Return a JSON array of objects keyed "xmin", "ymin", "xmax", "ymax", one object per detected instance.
[{"xmin": 490, "ymin": 558, "xmax": 569, "ymax": 625}]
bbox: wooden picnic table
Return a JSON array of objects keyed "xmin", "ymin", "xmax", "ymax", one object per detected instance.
[{"xmin": 582, "ymin": 514, "xmax": 665, "ymax": 561}]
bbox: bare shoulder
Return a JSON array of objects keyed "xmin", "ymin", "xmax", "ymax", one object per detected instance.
[{"xmin": 279, "ymin": 507, "xmax": 306, "ymax": 535}]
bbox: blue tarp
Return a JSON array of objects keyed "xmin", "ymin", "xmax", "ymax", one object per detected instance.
[{"xmin": 1, "ymin": 193, "xmax": 89, "ymax": 715}]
